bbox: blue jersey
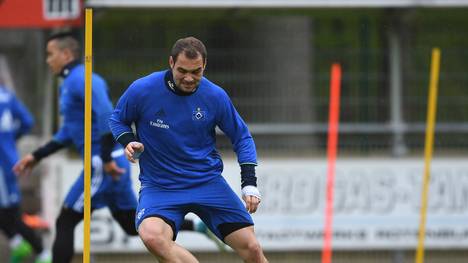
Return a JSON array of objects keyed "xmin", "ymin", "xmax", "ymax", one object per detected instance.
[
  {"xmin": 110, "ymin": 70, "xmax": 257, "ymax": 189},
  {"xmin": 0, "ymin": 85, "xmax": 34, "ymax": 207},
  {"xmin": 54, "ymin": 63, "xmax": 115, "ymax": 156},
  {"xmin": 53, "ymin": 62, "xmax": 136, "ymax": 212}
]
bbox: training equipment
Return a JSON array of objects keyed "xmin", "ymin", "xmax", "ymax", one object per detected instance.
[
  {"xmin": 10, "ymin": 240, "xmax": 32, "ymax": 263},
  {"xmin": 34, "ymin": 257, "xmax": 51, "ymax": 263}
]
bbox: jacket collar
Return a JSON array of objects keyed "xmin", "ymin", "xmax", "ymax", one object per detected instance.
[
  {"xmin": 164, "ymin": 70, "xmax": 198, "ymax": 96},
  {"xmin": 59, "ymin": 60, "xmax": 80, "ymax": 78}
]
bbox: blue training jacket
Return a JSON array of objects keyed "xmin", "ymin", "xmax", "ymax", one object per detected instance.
[
  {"xmin": 0, "ymin": 85, "xmax": 34, "ymax": 207},
  {"xmin": 109, "ymin": 70, "xmax": 257, "ymax": 189},
  {"xmin": 54, "ymin": 63, "xmax": 114, "ymax": 156}
]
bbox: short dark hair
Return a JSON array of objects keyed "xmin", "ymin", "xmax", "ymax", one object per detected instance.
[
  {"xmin": 170, "ymin": 37, "xmax": 207, "ymax": 64},
  {"xmin": 47, "ymin": 31, "xmax": 81, "ymax": 59}
]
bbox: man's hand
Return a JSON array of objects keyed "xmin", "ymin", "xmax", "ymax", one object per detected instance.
[
  {"xmin": 242, "ymin": 185, "xmax": 262, "ymax": 214},
  {"xmin": 125, "ymin": 142, "xmax": 144, "ymax": 163},
  {"xmin": 13, "ymin": 154, "xmax": 37, "ymax": 177},
  {"xmin": 104, "ymin": 161, "xmax": 126, "ymax": 180}
]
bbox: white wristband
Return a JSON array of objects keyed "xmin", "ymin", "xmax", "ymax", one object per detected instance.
[{"xmin": 242, "ymin": 185, "xmax": 261, "ymax": 200}]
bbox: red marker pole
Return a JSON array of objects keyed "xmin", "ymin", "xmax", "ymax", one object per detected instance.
[{"xmin": 322, "ymin": 63, "xmax": 342, "ymax": 263}]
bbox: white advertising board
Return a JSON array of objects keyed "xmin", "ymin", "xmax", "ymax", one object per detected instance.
[{"xmin": 42, "ymin": 157, "xmax": 468, "ymax": 252}]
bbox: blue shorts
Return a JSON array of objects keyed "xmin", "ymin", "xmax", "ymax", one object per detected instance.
[
  {"xmin": 135, "ymin": 175, "xmax": 253, "ymax": 240},
  {"xmin": 64, "ymin": 153, "xmax": 137, "ymax": 213},
  {"xmin": 0, "ymin": 165, "xmax": 20, "ymax": 208}
]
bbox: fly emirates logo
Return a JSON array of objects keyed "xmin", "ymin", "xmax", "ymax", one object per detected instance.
[{"xmin": 150, "ymin": 119, "xmax": 170, "ymax": 129}]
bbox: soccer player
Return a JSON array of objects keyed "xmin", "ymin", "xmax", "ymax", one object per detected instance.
[
  {"xmin": 109, "ymin": 37, "xmax": 268, "ymax": 263},
  {"xmin": 13, "ymin": 32, "xmax": 222, "ymax": 262},
  {"xmin": 13, "ymin": 32, "xmax": 139, "ymax": 263},
  {"xmin": 0, "ymin": 84, "xmax": 51, "ymax": 263}
]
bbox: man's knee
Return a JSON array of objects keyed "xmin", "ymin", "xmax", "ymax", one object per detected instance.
[
  {"xmin": 225, "ymin": 227, "xmax": 266, "ymax": 262},
  {"xmin": 139, "ymin": 221, "xmax": 163, "ymax": 245},
  {"xmin": 246, "ymin": 240, "xmax": 265, "ymax": 261},
  {"xmin": 138, "ymin": 217, "xmax": 173, "ymax": 253},
  {"xmin": 246, "ymin": 239, "xmax": 262, "ymax": 254}
]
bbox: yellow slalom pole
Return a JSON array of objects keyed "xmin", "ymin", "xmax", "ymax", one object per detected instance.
[
  {"xmin": 84, "ymin": 8, "xmax": 93, "ymax": 263},
  {"xmin": 415, "ymin": 48, "xmax": 441, "ymax": 263}
]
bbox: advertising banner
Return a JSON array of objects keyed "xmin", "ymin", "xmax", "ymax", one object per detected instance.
[{"xmin": 43, "ymin": 157, "xmax": 468, "ymax": 252}]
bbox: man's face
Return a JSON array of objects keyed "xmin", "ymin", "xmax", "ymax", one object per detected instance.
[
  {"xmin": 169, "ymin": 52, "xmax": 205, "ymax": 93},
  {"xmin": 46, "ymin": 40, "xmax": 71, "ymax": 75}
]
